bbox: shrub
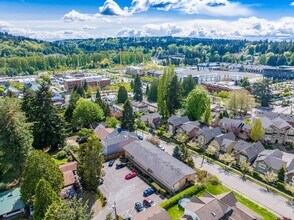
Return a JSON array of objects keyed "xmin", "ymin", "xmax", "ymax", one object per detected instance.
[
  {"xmin": 151, "ymin": 182, "xmax": 162, "ymax": 192},
  {"xmin": 0, "ymin": 183, "xmax": 6, "ymax": 192},
  {"xmin": 146, "ymin": 136, "xmax": 160, "ymax": 146},
  {"xmin": 64, "ymin": 140, "xmax": 79, "ymax": 153},
  {"xmin": 160, "ymin": 189, "xmax": 167, "ymax": 197},
  {"xmin": 207, "ymin": 175, "xmax": 221, "ymax": 186},
  {"xmin": 56, "ymin": 150, "xmax": 67, "ymax": 159},
  {"xmin": 197, "ymin": 169, "xmax": 208, "ymax": 182},
  {"xmin": 160, "ymin": 184, "xmax": 205, "ymax": 210},
  {"xmin": 276, "ymin": 182, "xmax": 292, "ymax": 195}
]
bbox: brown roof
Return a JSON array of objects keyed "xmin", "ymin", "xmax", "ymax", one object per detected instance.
[
  {"xmin": 63, "ymin": 171, "xmax": 76, "ymax": 187},
  {"xmin": 229, "ymin": 202, "xmax": 263, "ymax": 220},
  {"xmin": 59, "ymin": 161, "xmax": 77, "ymax": 173},
  {"xmin": 94, "ymin": 126, "xmax": 114, "ymax": 141},
  {"xmin": 132, "ymin": 205, "xmax": 171, "ymax": 220}
]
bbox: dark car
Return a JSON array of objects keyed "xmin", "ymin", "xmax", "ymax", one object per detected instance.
[
  {"xmin": 143, "ymin": 188, "xmax": 155, "ymax": 197},
  {"xmin": 108, "ymin": 159, "xmax": 115, "ymax": 167},
  {"xmin": 116, "ymin": 163, "xmax": 126, "ymax": 169},
  {"xmin": 135, "ymin": 202, "xmax": 145, "ymax": 212},
  {"xmin": 143, "ymin": 198, "xmax": 155, "ymax": 207}
]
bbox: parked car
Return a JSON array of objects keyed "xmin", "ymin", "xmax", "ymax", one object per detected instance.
[
  {"xmin": 137, "ymin": 134, "xmax": 143, "ymax": 140},
  {"xmin": 135, "ymin": 202, "xmax": 145, "ymax": 212},
  {"xmin": 108, "ymin": 159, "xmax": 115, "ymax": 167},
  {"xmin": 158, "ymin": 145, "xmax": 165, "ymax": 151},
  {"xmin": 143, "ymin": 188, "xmax": 155, "ymax": 197},
  {"xmin": 143, "ymin": 198, "xmax": 155, "ymax": 207},
  {"xmin": 125, "ymin": 171, "xmax": 137, "ymax": 180},
  {"xmin": 116, "ymin": 163, "xmax": 126, "ymax": 169}
]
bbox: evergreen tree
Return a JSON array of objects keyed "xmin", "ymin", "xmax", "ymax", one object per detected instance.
[
  {"xmin": 204, "ymin": 101, "xmax": 211, "ymax": 123},
  {"xmin": 74, "ymin": 85, "xmax": 86, "ymax": 98},
  {"xmin": 95, "ymin": 89, "xmax": 111, "ymax": 117},
  {"xmin": 83, "ymin": 81, "xmax": 89, "ymax": 92},
  {"xmin": 33, "ymin": 178, "xmax": 61, "ymax": 220},
  {"xmin": 21, "ymin": 88, "xmax": 36, "ymax": 122},
  {"xmin": 21, "ymin": 150, "xmax": 63, "ymax": 205},
  {"xmin": 250, "ymin": 118, "xmax": 265, "ymax": 141},
  {"xmin": 130, "ymin": 80, "xmax": 134, "ymax": 90},
  {"xmin": 26, "ymin": 83, "xmax": 65, "ymax": 150},
  {"xmin": 252, "ymin": 79, "xmax": 273, "ymax": 107},
  {"xmin": 121, "ymin": 99, "xmax": 135, "ymax": 132},
  {"xmin": 117, "ymin": 86, "xmax": 128, "ymax": 104},
  {"xmin": 167, "ymin": 74, "xmax": 181, "ymax": 115},
  {"xmin": 79, "ymin": 134, "xmax": 103, "ymax": 191},
  {"xmin": 95, "ymin": 89, "xmax": 103, "ymax": 106},
  {"xmin": 182, "ymin": 75, "xmax": 195, "ymax": 96},
  {"xmin": 133, "ymin": 74, "xmax": 143, "ymax": 101},
  {"xmin": 45, "ymin": 199, "xmax": 93, "ymax": 220},
  {"xmin": 64, "ymin": 91, "xmax": 80, "ymax": 122},
  {"xmin": 146, "ymin": 84, "xmax": 149, "ymax": 95},
  {"xmin": 172, "ymin": 146, "xmax": 181, "ymax": 160},
  {"xmin": 0, "ymin": 98, "xmax": 33, "ymax": 179},
  {"xmin": 147, "ymin": 80, "xmax": 158, "ymax": 102},
  {"xmin": 278, "ymin": 167, "xmax": 285, "ymax": 182}
]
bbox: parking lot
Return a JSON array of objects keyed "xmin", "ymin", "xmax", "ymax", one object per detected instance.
[{"xmin": 99, "ymin": 159, "xmax": 165, "ymax": 219}]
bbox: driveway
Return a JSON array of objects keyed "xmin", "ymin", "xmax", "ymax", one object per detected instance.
[{"xmin": 94, "ymin": 160, "xmax": 165, "ymax": 219}]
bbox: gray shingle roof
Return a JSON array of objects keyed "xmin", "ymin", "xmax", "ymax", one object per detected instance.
[
  {"xmin": 140, "ymin": 113, "xmax": 161, "ymax": 122},
  {"xmin": 168, "ymin": 115, "xmax": 190, "ymax": 127},
  {"xmin": 271, "ymin": 117, "xmax": 291, "ymax": 129},
  {"xmin": 196, "ymin": 127, "xmax": 222, "ymax": 142},
  {"xmin": 256, "ymin": 111, "xmax": 294, "ymax": 123},
  {"xmin": 181, "ymin": 121, "xmax": 200, "ymax": 133},
  {"xmin": 214, "ymin": 132, "xmax": 235, "ymax": 145},
  {"xmin": 123, "ymin": 141, "xmax": 196, "ymax": 187},
  {"xmin": 234, "ymin": 141, "xmax": 265, "ymax": 161},
  {"xmin": 254, "ymin": 149, "xmax": 286, "ymax": 171}
]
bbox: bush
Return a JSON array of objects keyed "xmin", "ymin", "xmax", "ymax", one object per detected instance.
[
  {"xmin": 207, "ymin": 175, "xmax": 221, "ymax": 186},
  {"xmin": 151, "ymin": 182, "xmax": 162, "ymax": 192},
  {"xmin": 0, "ymin": 183, "xmax": 6, "ymax": 192},
  {"xmin": 64, "ymin": 140, "xmax": 79, "ymax": 153},
  {"xmin": 56, "ymin": 150, "xmax": 67, "ymax": 159},
  {"xmin": 160, "ymin": 189, "xmax": 167, "ymax": 197},
  {"xmin": 197, "ymin": 169, "xmax": 208, "ymax": 182},
  {"xmin": 160, "ymin": 184, "xmax": 205, "ymax": 210},
  {"xmin": 146, "ymin": 137, "xmax": 160, "ymax": 146},
  {"xmin": 276, "ymin": 182, "xmax": 292, "ymax": 195}
]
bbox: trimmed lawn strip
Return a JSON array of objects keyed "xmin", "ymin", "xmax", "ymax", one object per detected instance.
[{"xmin": 166, "ymin": 183, "xmax": 276, "ymax": 220}]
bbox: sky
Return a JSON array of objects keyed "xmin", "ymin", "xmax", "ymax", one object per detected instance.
[{"xmin": 0, "ymin": 0, "xmax": 294, "ymax": 41}]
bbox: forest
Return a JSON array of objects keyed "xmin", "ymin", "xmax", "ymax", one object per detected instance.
[{"xmin": 1, "ymin": 32, "xmax": 294, "ymax": 76}]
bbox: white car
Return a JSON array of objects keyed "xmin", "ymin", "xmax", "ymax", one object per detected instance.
[{"xmin": 158, "ymin": 145, "xmax": 165, "ymax": 151}]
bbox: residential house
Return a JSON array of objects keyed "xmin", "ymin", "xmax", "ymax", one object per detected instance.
[
  {"xmin": 195, "ymin": 127, "xmax": 222, "ymax": 147},
  {"xmin": 167, "ymin": 115, "xmax": 190, "ymax": 134},
  {"xmin": 286, "ymin": 159, "xmax": 294, "ymax": 184},
  {"xmin": 183, "ymin": 192, "xmax": 263, "ymax": 220},
  {"xmin": 132, "ymin": 205, "xmax": 171, "ymax": 220},
  {"xmin": 131, "ymin": 101, "xmax": 149, "ymax": 113},
  {"xmin": 218, "ymin": 117, "xmax": 252, "ymax": 140},
  {"xmin": 124, "ymin": 141, "xmax": 197, "ymax": 194},
  {"xmin": 209, "ymin": 132, "xmax": 236, "ymax": 154},
  {"xmin": 59, "ymin": 162, "xmax": 80, "ymax": 199},
  {"xmin": 101, "ymin": 129, "xmax": 137, "ymax": 158},
  {"xmin": 4, "ymin": 86, "xmax": 21, "ymax": 97},
  {"xmin": 0, "ymin": 188, "xmax": 25, "ymax": 219},
  {"xmin": 258, "ymin": 116, "xmax": 294, "ymax": 145},
  {"xmin": 94, "ymin": 125, "xmax": 115, "ymax": 141},
  {"xmin": 177, "ymin": 121, "xmax": 201, "ymax": 139},
  {"xmin": 253, "ymin": 149, "xmax": 287, "ymax": 174},
  {"xmin": 255, "ymin": 110, "xmax": 294, "ymax": 127},
  {"xmin": 139, "ymin": 113, "xmax": 163, "ymax": 129},
  {"xmin": 233, "ymin": 140, "xmax": 265, "ymax": 164}
]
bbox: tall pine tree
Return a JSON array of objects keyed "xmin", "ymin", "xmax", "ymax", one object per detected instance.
[
  {"xmin": 95, "ymin": 89, "xmax": 111, "ymax": 117},
  {"xmin": 133, "ymin": 74, "xmax": 143, "ymax": 102},
  {"xmin": 167, "ymin": 74, "xmax": 181, "ymax": 115},
  {"xmin": 23, "ymin": 82, "xmax": 65, "ymax": 150},
  {"xmin": 121, "ymin": 99, "xmax": 135, "ymax": 132}
]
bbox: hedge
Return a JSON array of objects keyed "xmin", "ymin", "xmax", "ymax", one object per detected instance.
[
  {"xmin": 276, "ymin": 182, "xmax": 292, "ymax": 195},
  {"xmin": 151, "ymin": 182, "xmax": 167, "ymax": 197},
  {"xmin": 160, "ymin": 184, "xmax": 205, "ymax": 210}
]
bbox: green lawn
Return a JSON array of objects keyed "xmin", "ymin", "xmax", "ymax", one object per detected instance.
[
  {"xmin": 53, "ymin": 157, "xmax": 68, "ymax": 165},
  {"xmin": 166, "ymin": 183, "xmax": 276, "ymax": 220}
]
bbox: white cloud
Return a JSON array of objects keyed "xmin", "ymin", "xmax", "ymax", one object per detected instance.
[
  {"xmin": 116, "ymin": 16, "xmax": 294, "ymax": 41},
  {"xmin": 0, "ymin": 21, "xmax": 93, "ymax": 41},
  {"xmin": 130, "ymin": 0, "xmax": 251, "ymax": 16},
  {"xmin": 82, "ymin": 25, "xmax": 97, "ymax": 30},
  {"xmin": 62, "ymin": 10, "xmax": 97, "ymax": 22},
  {"xmin": 290, "ymin": 2, "xmax": 294, "ymax": 6},
  {"xmin": 99, "ymin": 0, "xmax": 130, "ymax": 16}
]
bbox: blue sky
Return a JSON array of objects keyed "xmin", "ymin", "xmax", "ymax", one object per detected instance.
[{"xmin": 0, "ymin": 0, "xmax": 294, "ymax": 41}]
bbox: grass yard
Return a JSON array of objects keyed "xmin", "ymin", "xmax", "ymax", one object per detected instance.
[
  {"xmin": 166, "ymin": 183, "xmax": 276, "ymax": 220},
  {"xmin": 53, "ymin": 157, "xmax": 68, "ymax": 165}
]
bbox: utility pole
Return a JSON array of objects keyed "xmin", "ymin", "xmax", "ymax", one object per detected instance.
[{"xmin": 113, "ymin": 202, "xmax": 118, "ymax": 220}]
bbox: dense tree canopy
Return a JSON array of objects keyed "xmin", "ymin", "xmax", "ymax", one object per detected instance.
[
  {"xmin": 73, "ymin": 98, "xmax": 104, "ymax": 128},
  {"xmin": 20, "ymin": 150, "xmax": 63, "ymax": 205},
  {"xmin": 185, "ymin": 87, "xmax": 210, "ymax": 121},
  {"xmin": 0, "ymin": 98, "xmax": 33, "ymax": 181},
  {"xmin": 252, "ymin": 79, "xmax": 273, "ymax": 107}
]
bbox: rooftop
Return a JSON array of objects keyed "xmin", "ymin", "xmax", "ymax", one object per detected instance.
[{"xmin": 0, "ymin": 188, "xmax": 24, "ymax": 216}]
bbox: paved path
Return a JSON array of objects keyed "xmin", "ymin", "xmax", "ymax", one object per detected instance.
[{"xmin": 160, "ymin": 139, "xmax": 294, "ymax": 219}]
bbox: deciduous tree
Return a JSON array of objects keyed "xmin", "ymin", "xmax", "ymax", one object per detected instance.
[{"xmin": 250, "ymin": 118, "xmax": 265, "ymax": 141}]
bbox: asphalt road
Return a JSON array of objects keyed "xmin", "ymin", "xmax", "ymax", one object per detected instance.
[{"xmin": 145, "ymin": 133, "xmax": 294, "ymax": 219}]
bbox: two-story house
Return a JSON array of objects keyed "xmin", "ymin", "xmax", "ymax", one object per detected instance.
[
  {"xmin": 218, "ymin": 117, "xmax": 252, "ymax": 140},
  {"xmin": 233, "ymin": 140, "xmax": 265, "ymax": 164},
  {"xmin": 209, "ymin": 132, "xmax": 236, "ymax": 154}
]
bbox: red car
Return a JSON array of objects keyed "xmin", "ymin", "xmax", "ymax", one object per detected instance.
[{"xmin": 125, "ymin": 171, "xmax": 137, "ymax": 180}]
